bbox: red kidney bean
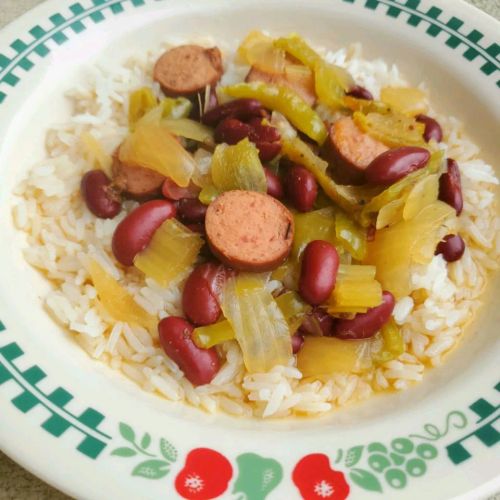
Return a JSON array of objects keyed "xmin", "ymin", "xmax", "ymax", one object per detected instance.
[
  {"xmin": 214, "ymin": 117, "xmax": 253, "ymax": 145},
  {"xmin": 250, "ymin": 121, "xmax": 282, "ymax": 161},
  {"xmin": 201, "ymin": 98, "xmax": 263, "ymax": 126},
  {"xmin": 291, "ymin": 333, "xmax": 304, "ymax": 354},
  {"xmin": 248, "ymin": 120, "xmax": 281, "ymax": 143},
  {"xmin": 365, "ymin": 147, "xmax": 431, "ymax": 186},
  {"xmin": 286, "ymin": 164, "xmax": 318, "ymax": 212},
  {"xmin": 215, "ymin": 117, "xmax": 281, "ymax": 161},
  {"xmin": 81, "ymin": 170, "xmax": 121, "ymax": 219},
  {"xmin": 161, "ymin": 177, "xmax": 200, "ymax": 201},
  {"xmin": 177, "ymin": 198, "xmax": 207, "ymax": 224},
  {"xmin": 299, "ymin": 241, "xmax": 340, "ymax": 306},
  {"xmin": 299, "ymin": 308, "xmax": 335, "ymax": 336},
  {"xmin": 346, "ymin": 85, "xmax": 373, "ymax": 101},
  {"xmin": 333, "ymin": 291, "xmax": 395, "ymax": 339},
  {"xmin": 112, "ymin": 200, "xmax": 177, "ymax": 266},
  {"xmin": 186, "ymin": 222, "xmax": 206, "ymax": 235},
  {"xmin": 439, "ymin": 158, "xmax": 463, "ymax": 216},
  {"xmin": 416, "ymin": 114, "xmax": 443, "ymax": 143},
  {"xmin": 182, "ymin": 262, "xmax": 232, "ymax": 326},
  {"xmin": 264, "ymin": 167, "xmax": 284, "ymax": 199},
  {"xmin": 158, "ymin": 316, "xmax": 220, "ymax": 385},
  {"xmin": 435, "ymin": 234, "xmax": 465, "ymax": 262},
  {"xmin": 256, "ymin": 141, "xmax": 281, "ymax": 162}
]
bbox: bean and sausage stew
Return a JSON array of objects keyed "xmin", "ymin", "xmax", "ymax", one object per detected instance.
[{"xmin": 80, "ymin": 32, "xmax": 464, "ymax": 386}]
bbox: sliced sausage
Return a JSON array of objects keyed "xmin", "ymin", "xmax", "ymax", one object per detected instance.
[
  {"xmin": 154, "ymin": 45, "xmax": 223, "ymax": 97},
  {"xmin": 322, "ymin": 117, "xmax": 388, "ymax": 185},
  {"xmin": 205, "ymin": 190, "xmax": 294, "ymax": 272},
  {"xmin": 246, "ymin": 66, "xmax": 316, "ymax": 107},
  {"xmin": 112, "ymin": 150, "xmax": 165, "ymax": 200}
]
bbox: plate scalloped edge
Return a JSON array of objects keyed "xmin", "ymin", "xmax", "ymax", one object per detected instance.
[{"xmin": 0, "ymin": 0, "xmax": 499, "ymax": 498}]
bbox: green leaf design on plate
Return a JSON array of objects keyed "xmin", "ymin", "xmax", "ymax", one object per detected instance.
[
  {"xmin": 111, "ymin": 447, "xmax": 137, "ymax": 457},
  {"xmin": 132, "ymin": 459, "xmax": 170, "ymax": 479},
  {"xmin": 159, "ymin": 438, "xmax": 178, "ymax": 462},
  {"xmin": 349, "ymin": 468, "xmax": 383, "ymax": 492},
  {"xmin": 233, "ymin": 453, "xmax": 283, "ymax": 500},
  {"xmin": 141, "ymin": 432, "xmax": 152, "ymax": 450},
  {"xmin": 119, "ymin": 422, "xmax": 136, "ymax": 443},
  {"xmin": 345, "ymin": 445, "xmax": 364, "ymax": 467}
]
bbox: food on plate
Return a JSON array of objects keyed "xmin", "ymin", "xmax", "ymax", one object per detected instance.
[{"xmin": 13, "ymin": 31, "xmax": 498, "ymax": 418}]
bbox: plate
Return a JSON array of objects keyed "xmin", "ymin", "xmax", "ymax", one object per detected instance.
[{"xmin": 0, "ymin": 0, "xmax": 499, "ymax": 498}]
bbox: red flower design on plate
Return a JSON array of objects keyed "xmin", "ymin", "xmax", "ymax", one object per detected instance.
[
  {"xmin": 293, "ymin": 453, "xmax": 350, "ymax": 500},
  {"xmin": 175, "ymin": 448, "xmax": 233, "ymax": 499}
]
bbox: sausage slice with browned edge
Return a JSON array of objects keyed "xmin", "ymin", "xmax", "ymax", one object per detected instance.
[
  {"xmin": 112, "ymin": 150, "xmax": 165, "ymax": 200},
  {"xmin": 322, "ymin": 117, "xmax": 388, "ymax": 185},
  {"xmin": 205, "ymin": 190, "xmax": 294, "ymax": 272},
  {"xmin": 154, "ymin": 45, "xmax": 223, "ymax": 97}
]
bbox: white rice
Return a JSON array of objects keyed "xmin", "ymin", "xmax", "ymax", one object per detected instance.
[{"xmin": 11, "ymin": 37, "xmax": 499, "ymax": 418}]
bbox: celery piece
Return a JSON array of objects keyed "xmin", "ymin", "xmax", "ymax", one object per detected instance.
[
  {"xmin": 134, "ymin": 219, "xmax": 203, "ymax": 286},
  {"xmin": 193, "ymin": 320, "xmax": 235, "ymax": 349},
  {"xmin": 210, "ymin": 138, "xmax": 267, "ymax": 193}
]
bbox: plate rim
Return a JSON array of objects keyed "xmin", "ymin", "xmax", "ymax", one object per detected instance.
[{"xmin": 0, "ymin": 0, "xmax": 499, "ymax": 499}]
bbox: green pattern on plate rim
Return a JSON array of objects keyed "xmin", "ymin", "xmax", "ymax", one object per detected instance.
[
  {"xmin": 0, "ymin": 0, "xmax": 498, "ymax": 105},
  {"xmin": 0, "ymin": 0, "xmax": 499, "ymax": 497},
  {"xmin": 0, "ymin": 324, "xmax": 111, "ymax": 459}
]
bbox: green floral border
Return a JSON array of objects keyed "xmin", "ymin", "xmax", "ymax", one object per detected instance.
[
  {"xmin": 0, "ymin": 0, "xmax": 498, "ymax": 105},
  {"xmin": 106, "ymin": 383, "xmax": 499, "ymax": 497}
]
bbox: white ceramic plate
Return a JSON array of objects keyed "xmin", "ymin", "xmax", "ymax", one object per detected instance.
[{"xmin": 0, "ymin": 0, "xmax": 499, "ymax": 498}]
